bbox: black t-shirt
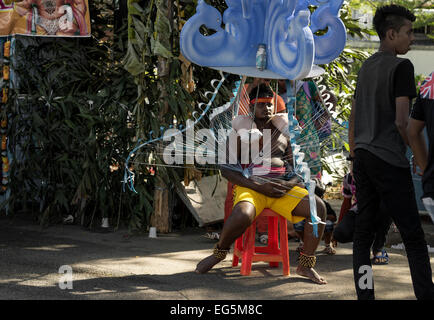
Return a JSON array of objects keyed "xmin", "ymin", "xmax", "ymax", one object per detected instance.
[
  {"xmin": 354, "ymin": 59, "xmax": 416, "ymax": 99},
  {"xmin": 394, "ymin": 59, "xmax": 417, "ymax": 99},
  {"xmin": 410, "ymin": 95, "xmax": 434, "ymax": 198},
  {"xmin": 354, "ymin": 52, "xmax": 417, "ymax": 168}
]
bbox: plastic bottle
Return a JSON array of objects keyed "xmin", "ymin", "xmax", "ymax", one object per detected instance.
[{"xmin": 256, "ymin": 44, "xmax": 267, "ymax": 71}]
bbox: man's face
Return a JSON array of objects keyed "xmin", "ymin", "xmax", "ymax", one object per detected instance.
[
  {"xmin": 250, "ymin": 98, "xmax": 273, "ymax": 120},
  {"xmin": 394, "ymin": 19, "xmax": 415, "ymax": 55}
]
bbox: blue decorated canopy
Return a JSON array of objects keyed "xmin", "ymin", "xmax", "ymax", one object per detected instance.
[{"xmin": 180, "ymin": 0, "xmax": 346, "ymax": 80}]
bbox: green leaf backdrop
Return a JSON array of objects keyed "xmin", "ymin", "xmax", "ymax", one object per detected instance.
[{"xmin": 1, "ymin": 0, "xmax": 387, "ymax": 231}]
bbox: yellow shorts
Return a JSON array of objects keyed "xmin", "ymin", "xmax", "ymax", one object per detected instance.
[{"xmin": 233, "ymin": 185, "xmax": 308, "ymax": 224}]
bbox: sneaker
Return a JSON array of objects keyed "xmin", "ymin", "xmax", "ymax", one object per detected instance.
[
  {"xmin": 203, "ymin": 232, "xmax": 220, "ymax": 240},
  {"xmin": 259, "ymin": 234, "xmax": 268, "ymax": 244},
  {"xmin": 63, "ymin": 215, "xmax": 74, "ymax": 224}
]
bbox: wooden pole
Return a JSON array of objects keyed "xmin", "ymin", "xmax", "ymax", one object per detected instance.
[{"xmin": 150, "ymin": 0, "xmax": 173, "ymax": 233}]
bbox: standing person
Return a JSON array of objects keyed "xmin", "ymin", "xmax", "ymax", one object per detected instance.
[
  {"xmin": 349, "ymin": 5, "xmax": 434, "ymax": 300},
  {"xmin": 408, "ymin": 71, "xmax": 434, "ymax": 224}
]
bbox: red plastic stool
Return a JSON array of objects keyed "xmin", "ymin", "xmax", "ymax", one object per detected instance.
[{"xmin": 232, "ymin": 209, "xmax": 289, "ymax": 276}]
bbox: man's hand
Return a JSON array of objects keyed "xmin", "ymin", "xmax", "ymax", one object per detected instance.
[
  {"xmin": 258, "ymin": 177, "xmax": 304, "ymax": 198},
  {"xmin": 279, "ymin": 176, "xmax": 305, "ymax": 189},
  {"xmin": 395, "ymin": 96, "xmax": 411, "ymax": 146},
  {"xmin": 260, "ymin": 182, "xmax": 290, "ymax": 198}
]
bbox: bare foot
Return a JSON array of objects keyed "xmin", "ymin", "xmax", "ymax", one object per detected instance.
[
  {"xmin": 195, "ymin": 255, "xmax": 223, "ymax": 274},
  {"xmin": 296, "ymin": 265, "xmax": 327, "ymax": 284}
]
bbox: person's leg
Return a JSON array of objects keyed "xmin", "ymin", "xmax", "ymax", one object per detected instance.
[
  {"xmin": 371, "ymin": 209, "xmax": 392, "ymax": 264},
  {"xmin": 256, "ymin": 215, "xmax": 268, "ymax": 243},
  {"xmin": 322, "ymin": 223, "xmax": 336, "ymax": 255},
  {"xmin": 291, "ymin": 194, "xmax": 327, "ymax": 284},
  {"xmin": 380, "ymin": 169, "xmax": 434, "ymax": 299},
  {"xmin": 293, "ymin": 220, "xmax": 305, "ymax": 233},
  {"xmin": 356, "ymin": 150, "xmax": 434, "ymax": 300},
  {"xmin": 196, "ymin": 201, "xmax": 257, "ymax": 273},
  {"xmin": 422, "ymin": 197, "xmax": 434, "ymax": 224},
  {"xmin": 352, "ymin": 150, "xmax": 380, "ymax": 300},
  {"xmin": 287, "ymin": 222, "xmax": 299, "ymax": 239},
  {"xmin": 293, "ymin": 220, "xmax": 305, "ymax": 251},
  {"xmin": 323, "ymin": 231, "xmax": 332, "ymax": 245}
]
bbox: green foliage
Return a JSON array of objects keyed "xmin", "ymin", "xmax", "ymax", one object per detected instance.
[
  {"xmin": 314, "ymin": 1, "xmax": 373, "ymax": 177},
  {"xmin": 319, "ymin": 0, "xmax": 433, "ymax": 179},
  {"xmin": 349, "ymin": 0, "xmax": 434, "ymax": 32},
  {"xmin": 123, "ymin": 1, "xmax": 235, "ymax": 182},
  {"xmin": 0, "ymin": 0, "xmax": 387, "ymax": 230},
  {"xmin": 2, "ymin": 0, "xmax": 153, "ymax": 231}
]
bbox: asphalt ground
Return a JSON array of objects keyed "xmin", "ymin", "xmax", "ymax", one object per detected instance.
[{"xmin": 1, "ymin": 209, "xmax": 433, "ymax": 303}]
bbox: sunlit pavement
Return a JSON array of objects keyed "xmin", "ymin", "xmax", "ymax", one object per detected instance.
[{"xmin": 0, "ymin": 210, "xmax": 433, "ymax": 300}]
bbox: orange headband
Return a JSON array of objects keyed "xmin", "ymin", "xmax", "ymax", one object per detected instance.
[{"xmin": 250, "ymin": 97, "xmax": 274, "ymax": 104}]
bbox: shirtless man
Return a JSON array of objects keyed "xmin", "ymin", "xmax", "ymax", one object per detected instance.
[
  {"xmin": 14, "ymin": 0, "xmax": 87, "ymax": 36},
  {"xmin": 196, "ymin": 84, "xmax": 328, "ymax": 284}
]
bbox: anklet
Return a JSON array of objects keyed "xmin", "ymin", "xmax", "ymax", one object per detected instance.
[
  {"xmin": 299, "ymin": 252, "xmax": 317, "ymax": 268},
  {"xmin": 213, "ymin": 244, "xmax": 229, "ymax": 260}
]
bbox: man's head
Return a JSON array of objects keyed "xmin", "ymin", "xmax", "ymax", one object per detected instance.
[
  {"xmin": 249, "ymin": 84, "xmax": 274, "ymax": 120},
  {"xmin": 373, "ymin": 5, "xmax": 415, "ymax": 55}
]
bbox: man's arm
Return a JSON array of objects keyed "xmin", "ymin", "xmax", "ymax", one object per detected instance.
[
  {"xmin": 221, "ymin": 167, "xmax": 291, "ymax": 198},
  {"xmin": 282, "ymin": 140, "xmax": 304, "ymax": 188},
  {"xmin": 220, "ymin": 167, "xmax": 260, "ymax": 191},
  {"xmin": 407, "ymin": 118, "xmax": 428, "ymax": 173},
  {"xmin": 395, "ymin": 96, "xmax": 411, "ymax": 146},
  {"xmin": 393, "ymin": 60, "xmax": 416, "ymax": 147},
  {"xmin": 348, "ymin": 99, "xmax": 356, "ymax": 157}
]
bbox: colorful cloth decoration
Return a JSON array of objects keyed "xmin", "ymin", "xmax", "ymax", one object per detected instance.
[{"xmin": 0, "ymin": 39, "xmax": 10, "ymax": 194}]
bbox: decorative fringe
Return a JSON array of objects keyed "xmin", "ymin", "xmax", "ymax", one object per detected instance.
[{"xmin": 285, "ymin": 80, "xmax": 324, "ymax": 237}]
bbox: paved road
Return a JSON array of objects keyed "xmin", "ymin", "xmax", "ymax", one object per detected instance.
[{"xmin": 1, "ymin": 213, "xmax": 433, "ymax": 301}]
